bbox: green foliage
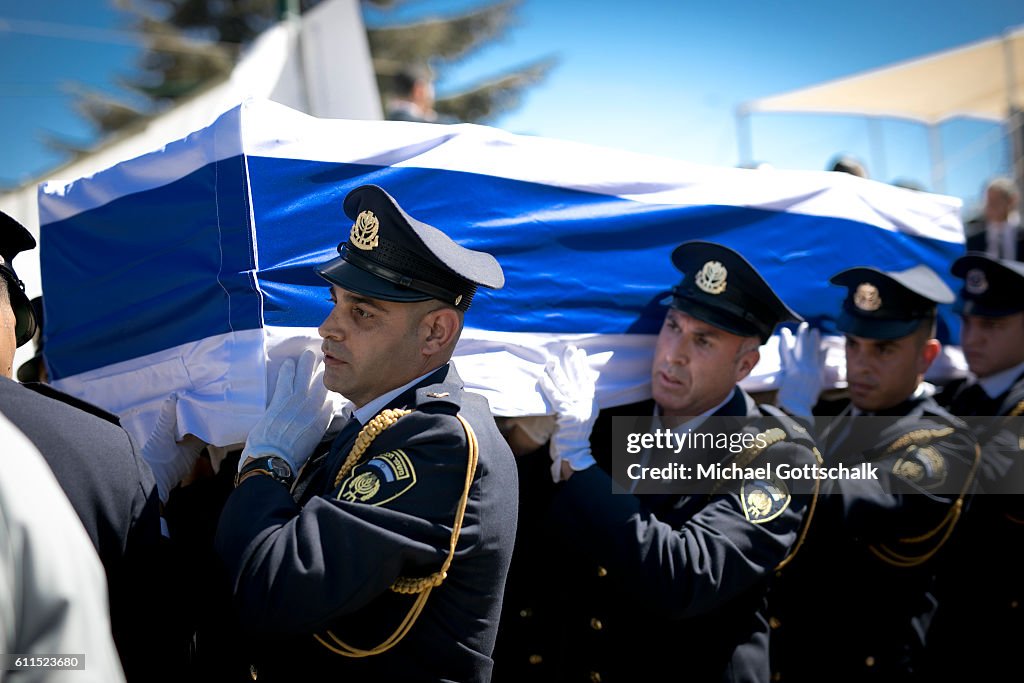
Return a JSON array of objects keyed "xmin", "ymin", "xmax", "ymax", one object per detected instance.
[{"xmin": 57, "ymin": 0, "xmax": 555, "ymax": 151}]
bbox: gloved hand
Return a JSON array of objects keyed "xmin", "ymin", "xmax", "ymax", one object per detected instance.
[
  {"xmin": 141, "ymin": 394, "xmax": 206, "ymax": 504},
  {"xmin": 239, "ymin": 349, "xmax": 332, "ymax": 474},
  {"xmin": 777, "ymin": 322, "xmax": 824, "ymax": 417},
  {"xmin": 538, "ymin": 345, "xmax": 599, "ymax": 482}
]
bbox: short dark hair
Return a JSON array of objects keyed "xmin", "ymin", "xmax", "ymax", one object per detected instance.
[
  {"xmin": 829, "ymin": 155, "xmax": 868, "ymax": 178},
  {"xmin": 914, "ymin": 312, "xmax": 938, "ymax": 344},
  {"xmin": 392, "ymin": 65, "xmax": 432, "ymax": 97}
]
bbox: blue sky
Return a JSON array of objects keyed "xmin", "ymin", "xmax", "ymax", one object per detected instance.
[{"xmin": 3, "ymin": 0, "xmax": 1024, "ymax": 215}]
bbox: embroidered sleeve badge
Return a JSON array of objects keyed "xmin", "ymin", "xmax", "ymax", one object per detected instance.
[
  {"xmin": 740, "ymin": 475, "xmax": 791, "ymax": 524},
  {"xmin": 337, "ymin": 449, "xmax": 417, "ymax": 506}
]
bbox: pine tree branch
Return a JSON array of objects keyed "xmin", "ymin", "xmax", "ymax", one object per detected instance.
[
  {"xmin": 435, "ymin": 55, "xmax": 556, "ymax": 123},
  {"xmin": 368, "ymin": 0, "xmax": 520, "ymax": 69}
]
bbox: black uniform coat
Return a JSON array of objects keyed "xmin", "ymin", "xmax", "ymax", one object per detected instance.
[
  {"xmin": 215, "ymin": 363, "xmax": 518, "ymax": 682},
  {"xmin": 770, "ymin": 393, "xmax": 979, "ymax": 681},
  {"xmin": 494, "ymin": 388, "xmax": 819, "ymax": 683},
  {"xmin": 926, "ymin": 371, "xmax": 1024, "ymax": 678},
  {"xmin": 964, "ymin": 218, "xmax": 1024, "ymax": 261},
  {"xmin": 0, "ymin": 376, "xmax": 170, "ymax": 680}
]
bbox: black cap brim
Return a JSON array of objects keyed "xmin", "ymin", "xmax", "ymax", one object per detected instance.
[
  {"xmin": 835, "ymin": 309, "xmax": 921, "ymax": 340},
  {"xmin": 316, "ymin": 255, "xmax": 433, "ymax": 303},
  {"xmin": 665, "ymin": 294, "xmax": 791, "ymax": 342},
  {"xmin": 954, "ymin": 298, "xmax": 1022, "ymax": 318}
]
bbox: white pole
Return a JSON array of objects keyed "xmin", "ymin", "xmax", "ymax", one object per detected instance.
[
  {"xmin": 735, "ymin": 105, "xmax": 753, "ymax": 167},
  {"xmin": 1003, "ymin": 30, "xmax": 1023, "ymax": 197},
  {"xmin": 929, "ymin": 124, "xmax": 945, "ymax": 194}
]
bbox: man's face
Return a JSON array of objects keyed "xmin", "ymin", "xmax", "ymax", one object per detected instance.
[
  {"xmin": 651, "ymin": 309, "xmax": 759, "ymax": 420},
  {"xmin": 0, "ymin": 299, "xmax": 16, "ymax": 379},
  {"xmin": 844, "ymin": 331, "xmax": 936, "ymax": 411},
  {"xmin": 318, "ymin": 286, "xmax": 432, "ymax": 408},
  {"xmin": 960, "ymin": 312, "xmax": 1024, "ymax": 379},
  {"xmin": 984, "ymin": 187, "xmax": 1015, "ymax": 223}
]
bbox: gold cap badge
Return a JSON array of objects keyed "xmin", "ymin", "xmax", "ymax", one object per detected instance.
[
  {"xmin": 965, "ymin": 268, "xmax": 988, "ymax": 295},
  {"xmin": 854, "ymin": 283, "xmax": 882, "ymax": 311},
  {"xmin": 695, "ymin": 260, "xmax": 728, "ymax": 295},
  {"xmin": 350, "ymin": 210, "xmax": 380, "ymax": 251}
]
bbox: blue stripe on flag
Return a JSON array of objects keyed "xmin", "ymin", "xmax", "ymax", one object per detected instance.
[
  {"xmin": 247, "ymin": 158, "xmax": 963, "ymax": 338},
  {"xmin": 41, "ymin": 156, "xmax": 262, "ymax": 380}
]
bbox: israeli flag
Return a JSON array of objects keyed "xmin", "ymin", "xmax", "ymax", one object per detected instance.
[{"xmin": 37, "ymin": 99, "xmax": 965, "ymax": 449}]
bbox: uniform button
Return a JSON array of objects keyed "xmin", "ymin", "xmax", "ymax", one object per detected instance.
[
  {"xmin": 590, "ymin": 617, "xmax": 604, "ymax": 631},
  {"xmin": 771, "ymin": 673, "xmax": 782, "ymax": 682},
  {"xmin": 589, "ymin": 672, "xmax": 602, "ymax": 683},
  {"xmin": 249, "ymin": 664, "xmax": 258, "ymax": 680},
  {"xmin": 528, "ymin": 654, "xmax": 543, "ymax": 665},
  {"xmin": 865, "ymin": 656, "xmax": 875, "ymax": 668},
  {"xmin": 596, "ymin": 566, "xmax": 608, "ymax": 577},
  {"xmin": 769, "ymin": 617, "xmax": 782, "ymax": 629},
  {"xmin": 519, "ymin": 608, "xmax": 533, "ymax": 618},
  {"xmin": 1011, "ymin": 600, "xmax": 1019, "ymax": 609}
]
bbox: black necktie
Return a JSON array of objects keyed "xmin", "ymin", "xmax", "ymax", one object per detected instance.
[
  {"xmin": 326, "ymin": 414, "xmax": 363, "ymax": 474},
  {"xmin": 292, "ymin": 414, "xmax": 362, "ymax": 503}
]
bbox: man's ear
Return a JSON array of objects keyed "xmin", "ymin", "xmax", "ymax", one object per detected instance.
[
  {"xmin": 734, "ymin": 348, "xmax": 760, "ymax": 383},
  {"xmin": 919, "ymin": 338, "xmax": 941, "ymax": 374},
  {"xmin": 421, "ymin": 307, "xmax": 460, "ymax": 356}
]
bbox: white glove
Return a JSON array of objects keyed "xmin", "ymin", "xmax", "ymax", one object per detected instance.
[
  {"xmin": 777, "ymin": 322, "xmax": 824, "ymax": 416},
  {"xmin": 538, "ymin": 345, "xmax": 599, "ymax": 482},
  {"xmin": 141, "ymin": 394, "xmax": 206, "ymax": 504},
  {"xmin": 239, "ymin": 349, "xmax": 332, "ymax": 474}
]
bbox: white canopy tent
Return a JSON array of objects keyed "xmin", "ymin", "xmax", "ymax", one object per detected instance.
[{"xmin": 737, "ymin": 25, "xmax": 1024, "ymax": 194}]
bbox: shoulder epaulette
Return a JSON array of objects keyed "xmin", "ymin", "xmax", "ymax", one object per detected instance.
[{"xmin": 884, "ymin": 426, "xmax": 955, "ymax": 454}]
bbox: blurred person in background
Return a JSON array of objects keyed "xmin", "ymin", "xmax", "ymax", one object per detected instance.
[
  {"xmin": 828, "ymin": 154, "xmax": 869, "ymax": 178},
  {"xmin": 385, "ymin": 64, "xmax": 453, "ymax": 124},
  {"xmin": 965, "ymin": 176, "xmax": 1022, "ymax": 260}
]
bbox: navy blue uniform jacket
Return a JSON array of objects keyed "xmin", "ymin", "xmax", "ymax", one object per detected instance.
[
  {"xmin": 495, "ymin": 388, "xmax": 818, "ymax": 683},
  {"xmin": 216, "ymin": 363, "xmax": 518, "ymax": 682},
  {"xmin": 770, "ymin": 394, "xmax": 979, "ymax": 682}
]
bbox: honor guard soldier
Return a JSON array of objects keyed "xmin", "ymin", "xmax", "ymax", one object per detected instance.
[
  {"xmin": 771, "ymin": 264, "xmax": 980, "ymax": 682},
  {"xmin": 215, "ymin": 185, "xmax": 518, "ymax": 682},
  {"xmin": 493, "ymin": 241, "xmax": 820, "ymax": 683},
  {"xmin": 925, "ymin": 253, "xmax": 1024, "ymax": 678}
]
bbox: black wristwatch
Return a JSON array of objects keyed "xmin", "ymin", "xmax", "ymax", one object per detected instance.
[{"xmin": 236, "ymin": 455, "xmax": 294, "ymax": 486}]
